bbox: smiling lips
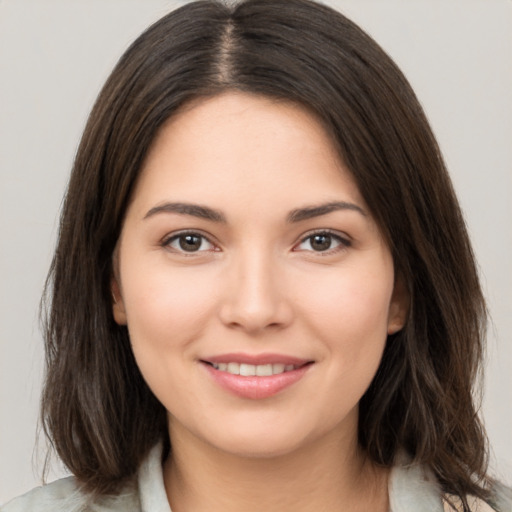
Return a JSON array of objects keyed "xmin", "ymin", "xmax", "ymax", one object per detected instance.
[
  {"xmin": 212, "ymin": 362, "xmax": 298, "ymax": 376},
  {"xmin": 202, "ymin": 354, "xmax": 313, "ymax": 400}
]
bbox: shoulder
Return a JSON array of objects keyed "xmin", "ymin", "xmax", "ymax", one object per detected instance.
[
  {"xmin": 1, "ymin": 477, "xmax": 81, "ymax": 512},
  {"xmin": 441, "ymin": 480, "xmax": 512, "ymax": 512},
  {"xmin": 1, "ymin": 442, "xmax": 167, "ymax": 512},
  {"xmin": 443, "ymin": 496, "xmax": 496, "ymax": 512},
  {"xmin": 0, "ymin": 477, "xmax": 140, "ymax": 512},
  {"xmin": 389, "ymin": 454, "xmax": 512, "ymax": 512},
  {"xmin": 443, "ymin": 485, "xmax": 512, "ymax": 512}
]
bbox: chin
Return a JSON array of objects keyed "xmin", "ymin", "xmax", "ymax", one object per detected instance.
[
  {"xmin": 211, "ymin": 431, "xmax": 311, "ymax": 459},
  {"xmin": 191, "ymin": 413, "xmax": 349, "ymax": 461}
]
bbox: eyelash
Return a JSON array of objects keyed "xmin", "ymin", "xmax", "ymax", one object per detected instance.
[
  {"xmin": 161, "ymin": 230, "xmax": 218, "ymax": 255},
  {"xmin": 293, "ymin": 230, "xmax": 351, "ymax": 255},
  {"xmin": 161, "ymin": 229, "xmax": 351, "ymax": 256}
]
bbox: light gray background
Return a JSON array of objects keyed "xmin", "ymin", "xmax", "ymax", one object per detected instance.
[{"xmin": 1, "ymin": 0, "xmax": 511, "ymax": 503}]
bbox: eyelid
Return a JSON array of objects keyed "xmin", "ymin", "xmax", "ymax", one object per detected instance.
[
  {"xmin": 161, "ymin": 229, "xmax": 220, "ymax": 253},
  {"xmin": 293, "ymin": 229, "xmax": 352, "ymax": 253},
  {"xmin": 160, "ymin": 228, "xmax": 351, "ymax": 255}
]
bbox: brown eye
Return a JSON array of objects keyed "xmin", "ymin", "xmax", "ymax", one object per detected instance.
[
  {"xmin": 310, "ymin": 234, "xmax": 333, "ymax": 251},
  {"xmin": 295, "ymin": 231, "xmax": 351, "ymax": 253},
  {"xmin": 164, "ymin": 232, "xmax": 215, "ymax": 253},
  {"xmin": 179, "ymin": 234, "xmax": 203, "ymax": 252}
]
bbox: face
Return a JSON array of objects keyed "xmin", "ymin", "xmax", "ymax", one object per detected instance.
[{"xmin": 113, "ymin": 92, "xmax": 407, "ymax": 458}]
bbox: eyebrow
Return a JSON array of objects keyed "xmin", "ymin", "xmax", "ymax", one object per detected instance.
[
  {"xmin": 143, "ymin": 200, "xmax": 366, "ymax": 224},
  {"xmin": 144, "ymin": 202, "xmax": 227, "ymax": 223},
  {"xmin": 286, "ymin": 201, "xmax": 367, "ymax": 223}
]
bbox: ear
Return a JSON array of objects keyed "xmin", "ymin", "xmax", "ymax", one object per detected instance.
[
  {"xmin": 387, "ymin": 274, "xmax": 409, "ymax": 335},
  {"xmin": 111, "ymin": 277, "xmax": 127, "ymax": 325}
]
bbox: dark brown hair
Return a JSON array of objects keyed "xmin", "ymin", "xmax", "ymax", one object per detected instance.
[{"xmin": 42, "ymin": 0, "xmax": 495, "ymax": 508}]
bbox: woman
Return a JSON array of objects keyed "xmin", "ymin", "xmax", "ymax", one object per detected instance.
[{"xmin": 2, "ymin": 0, "xmax": 510, "ymax": 511}]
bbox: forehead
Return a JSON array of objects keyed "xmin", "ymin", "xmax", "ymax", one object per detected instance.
[{"xmin": 132, "ymin": 92, "xmax": 364, "ymax": 211}]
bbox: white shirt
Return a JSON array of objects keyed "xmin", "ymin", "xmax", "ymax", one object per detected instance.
[{"xmin": 2, "ymin": 444, "xmax": 508, "ymax": 512}]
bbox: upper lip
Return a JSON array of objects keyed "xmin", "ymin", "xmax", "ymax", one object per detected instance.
[{"xmin": 201, "ymin": 353, "xmax": 313, "ymax": 366}]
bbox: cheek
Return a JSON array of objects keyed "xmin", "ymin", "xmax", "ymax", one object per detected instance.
[
  {"xmin": 296, "ymin": 263, "xmax": 394, "ymax": 337},
  {"xmin": 119, "ymin": 261, "xmax": 222, "ymax": 409},
  {"xmin": 121, "ymin": 261, "xmax": 220, "ymax": 349},
  {"xmin": 293, "ymin": 259, "xmax": 394, "ymax": 395},
  {"xmin": 320, "ymin": 275, "xmax": 393, "ymax": 398}
]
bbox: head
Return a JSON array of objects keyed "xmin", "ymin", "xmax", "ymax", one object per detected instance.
[{"xmin": 42, "ymin": 0, "xmax": 488, "ymax": 503}]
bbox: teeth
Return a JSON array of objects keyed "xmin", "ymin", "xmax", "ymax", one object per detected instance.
[
  {"xmin": 240, "ymin": 363, "xmax": 256, "ymax": 376},
  {"xmin": 211, "ymin": 362, "xmax": 298, "ymax": 376},
  {"xmin": 256, "ymin": 364, "xmax": 273, "ymax": 376},
  {"xmin": 272, "ymin": 363, "xmax": 285, "ymax": 374},
  {"xmin": 227, "ymin": 362, "xmax": 240, "ymax": 375}
]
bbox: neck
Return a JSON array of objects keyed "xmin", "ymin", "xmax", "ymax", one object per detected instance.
[{"xmin": 163, "ymin": 421, "xmax": 389, "ymax": 512}]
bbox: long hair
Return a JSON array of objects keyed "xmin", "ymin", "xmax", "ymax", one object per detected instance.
[{"xmin": 42, "ymin": 0, "xmax": 492, "ymax": 508}]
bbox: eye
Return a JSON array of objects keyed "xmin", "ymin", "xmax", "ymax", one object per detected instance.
[
  {"xmin": 295, "ymin": 231, "xmax": 350, "ymax": 253},
  {"xmin": 163, "ymin": 231, "xmax": 216, "ymax": 253}
]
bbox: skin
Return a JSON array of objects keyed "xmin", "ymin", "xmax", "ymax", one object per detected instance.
[{"xmin": 112, "ymin": 92, "xmax": 408, "ymax": 512}]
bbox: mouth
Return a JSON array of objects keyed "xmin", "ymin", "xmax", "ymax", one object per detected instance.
[
  {"xmin": 200, "ymin": 354, "xmax": 314, "ymax": 399},
  {"xmin": 204, "ymin": 361, "xmax": 307, "ymax": 376}
]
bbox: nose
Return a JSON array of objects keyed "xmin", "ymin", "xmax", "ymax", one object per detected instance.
[{"xmin": 218, "ymin": 250, "xmax": 294, "ymax": 335}]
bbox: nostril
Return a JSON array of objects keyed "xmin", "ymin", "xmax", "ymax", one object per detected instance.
[{"xmin": 218, "ymin": 299, "xmax": 294, "ymax": 334}]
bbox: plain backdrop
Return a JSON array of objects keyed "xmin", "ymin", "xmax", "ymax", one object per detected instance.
[{"xmin": 1, "ymin": 0, "xmax": 511, "ymax": 503}]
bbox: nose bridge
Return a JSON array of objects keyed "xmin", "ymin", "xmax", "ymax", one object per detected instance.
[{"xmin": 219, "ymin": 244, "xmax": 291, "ymax": 332}]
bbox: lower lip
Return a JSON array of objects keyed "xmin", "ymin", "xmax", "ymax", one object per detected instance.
[{"xmin": 203, "ymin": 363, "xmax": 311, "ymax": 400}]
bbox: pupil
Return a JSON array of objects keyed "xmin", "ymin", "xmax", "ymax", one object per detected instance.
[
  {"xmin": 311, "ymin": 234, "xmax": 331, "ymax": 251},
  {"xmin": 179, "ymin": 235, "xmax": 201, "ymax": 251}
]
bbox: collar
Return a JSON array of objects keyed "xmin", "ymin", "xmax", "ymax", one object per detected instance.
[
  {"xmin": 137, "ymin": 444, "xmax": 445, "ymax": 512},
  {"xmin": 388, "ymin": 452, "xmax": 444, "ymax": 512},
  {"xmin": 138, "ymin": 443, "xmax": 172, "ymax": 512}
]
